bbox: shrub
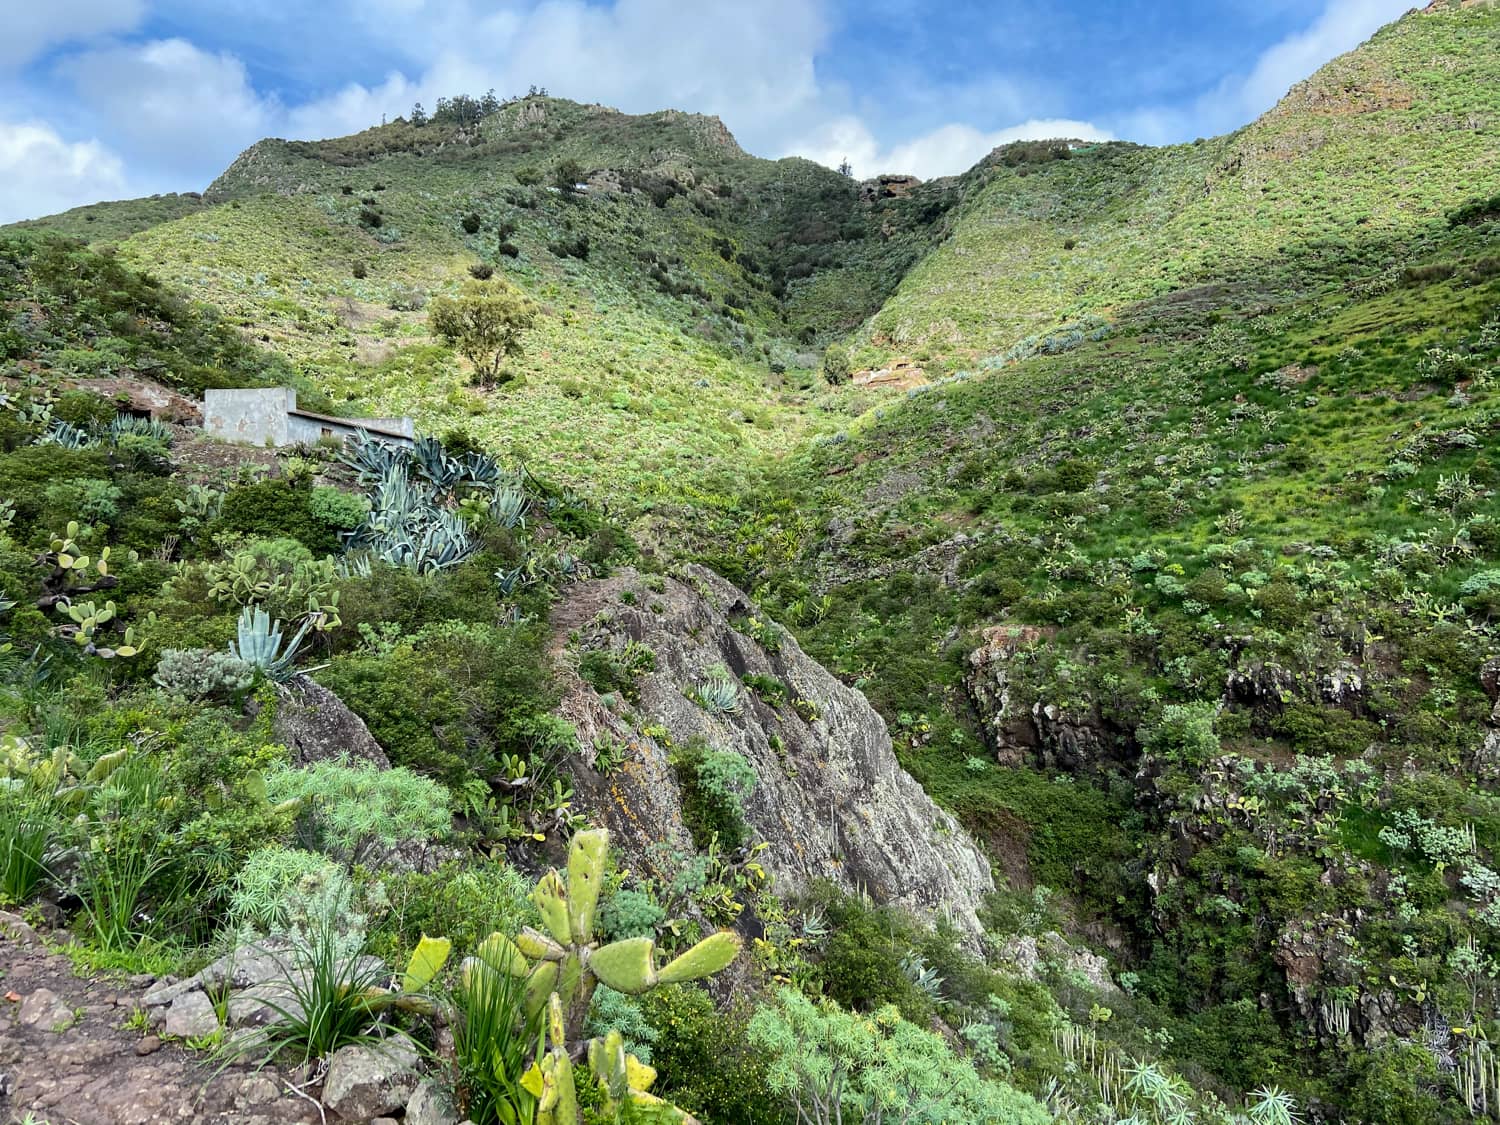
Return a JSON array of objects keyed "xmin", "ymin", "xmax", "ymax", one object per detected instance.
[
  {"xmin": 377, "ymin": 861, "xmax": 538, "ymax": 959},
  {"xmin": 387, "ymin": 283, "xmax": 427, "ymax": 311},
  {"xmin": 308, "ymin": 485, "xmax": 369, "ymax": 532},
  {"xmin": 805, "ymin": 885, "xmax": 932, "ymax": 1020},
  {"xmin": 461, "ymin": 212, "xmax": 481, "ymax": 234},
  {"xmin": 152, "ymin": 648, "xmax": 255, "ymax": 700},
  {"xmin": 638, "ymin": 985, "xmax": 783, "ymax": 1125},
  {"xmin": 673, "ymin": 740, "xmax": 756, "ymax": 850},
  {"xmin": 264, "ymin": 758, "xmax": 451, "ymax": 862},
  {"xmin": 1137, "ymin": 702, "xmax": 1221, "ymax": 766},
  {"xmin": 748, "ymin": 987, "xmax": 1049, "ymax": 1125},
  {"xmin": 1271, "ymin": 703, "xmax": 1381, "ymax": 757},
  {"xmin": 230, "ymin": 845, "xmax": 342, "ymax": 932},
  {"xmin": 218, "ymin": 479, "xmax": 342, "ymax": 555},
  {"xmin": 823, "ymin": 343, "xmax": 851, "ymax": 384},
  {"xmin": 598, "ymin": 888, "xmax": 665, "ymax": 940}
]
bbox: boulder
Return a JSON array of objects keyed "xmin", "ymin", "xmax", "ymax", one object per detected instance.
[
  {"xmin": 162, "ymin": 990, "xmax": 219, "ymax": 1039},
  {"xmin": 406, "ymin": 1078, "xmax": 461, "ymax": 1125},
  {"xmin": 322, "ymin": 1040, "xmax": 421, "ymax": 1120},
  {"xmin": 269, "ymin": 676, "xmax": 391, "ymax": 768},
  {"xmin": 554, "ymin": 565, "xmax": 994, "ymax": 940}
]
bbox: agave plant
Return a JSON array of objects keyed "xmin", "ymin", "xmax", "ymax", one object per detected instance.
[
  {"xmin": 412, "ymin": 435, "xmax": 466, "ymax": 492},
  {"xmin": 229, "ymin": 606, "xmax": 313, "ymax": 683},
  {"xmin": 489, "ymin": 483, "xmax": 530, "ymax": 529},
  {"xmin": 108, "ymin": 415, "xmax": 173, "ymax": 445},
  {"xmin": 900, "ymin": 952, "xmax": 945, "ymax": 1000},
  {"xmin": 1246, "ymin": 1085, "xmax": 1302, "ymax": 1125},
  {"xmin": 689, "ymin": 666, "xmax": 742, "ymax": 715},
  {"xmin": 339, "ymin": 429, "xmax": 406, "ymax": 483},
  {"xmin": 38, "ymin": 420, "xmax": 95, "ymax": 449},
  {"xmin": 347, "ymin": 463, "xmax": 478, "ymax": 574},
  {"xmin": 460, "ymin": 450, "xmax": 503, "ymax": 488}
]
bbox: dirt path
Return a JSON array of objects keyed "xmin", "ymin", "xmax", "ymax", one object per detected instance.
[{"xmin": 0, "ymin": 913, "xmax": 320, "ymax": 1125}]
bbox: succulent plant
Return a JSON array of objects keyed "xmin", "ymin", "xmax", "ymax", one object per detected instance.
[
  {"xmin": 489, "ymin": 483, "xmax": 530, "ymax": 529},
  {"xmin": 229, "ymin": 606, "xmax": 313, "ymax": 683},
  {"xmin": 466, "ymin": 828, "xmax": 741, "ymax": 1043},
  {"xmin": 689, "ymin": 666, "xmax": 742, "ymax": 715},
  {"xmin": 458, "ymin": 830, "xmax": 732, "ymax": 1125},
  {"xmin": 339, "ymin": 429, "xmax": 406, "ymax": 483},
  {"xmin": 108, "ymin": 415, "xmax": 173, "ymax": 445},
  {"xmin": 38, "ymin": 420, "xmax": 95, "ymax": 449},
  {"xmin": 54, "ymin": 598, "xmax": 140, "ymax": 658}
]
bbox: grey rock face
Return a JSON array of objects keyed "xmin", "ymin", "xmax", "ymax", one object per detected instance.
[
  {"xmin": 554, "ymin": 565, "xmax": 994, "ymax": 939},
  {"xmin": 322, "ymin": 1040, "xmax": 421, "ymax": 1120},
  {"xmin": 270, "ymin": 676, "xmax": 391, "ymax": 768},
  {"xmin": 18, "ymin": 988, "xmax": 76, "ymax": 1032},
  {"xmin": 161, "ymin": 990, "xmax": 219, "ymax": 1040},
  {"xmin": 406, "ymin": 1078, "xmax": 461, "ymax": 1125}
]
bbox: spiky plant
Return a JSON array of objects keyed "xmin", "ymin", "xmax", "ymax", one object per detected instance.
[
  {"xmin": 689, "ymin": 666, "xmax": 742, "ymax": 715},
  {"xmin": 230, "ymin": 607, "xmax": 313, "ymax": 683}
]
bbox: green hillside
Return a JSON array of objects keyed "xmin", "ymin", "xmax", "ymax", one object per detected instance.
[
  {"xmin": 4, "ymin": 2, "xmax": 1500, "ymax": 1121},
  {"xmin": 717, "ymin": 3, "xmax": 1500, "ymax": 1115},
  {"xmin": 33, "ymin": 96, "xmax": 956, "ymax": 507},
  {"xmin": 853, "ymin": 3, "xmax": 1500, "ymax": 371}
]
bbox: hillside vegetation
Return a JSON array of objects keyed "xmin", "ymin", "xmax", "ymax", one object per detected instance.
[{"xmin": 3, "ymin": 3, "xmax": 1500, "ymax": 1122}]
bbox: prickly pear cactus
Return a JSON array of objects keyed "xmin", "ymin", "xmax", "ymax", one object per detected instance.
[{"xmin": 463, "ymin": 828, "xmax": 736, "ymax": 1123}]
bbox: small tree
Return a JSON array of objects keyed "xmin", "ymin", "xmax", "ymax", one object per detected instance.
[
  {"xmin": 428, "ymin": 280, "xmax": 537, "ymax": 387},
  {"xmin": 822, "ymin": 343, "xmax": 851, "ymax": 385},
  {"xmin": 553, "ymin": 158, "xmax": 586, "ymax": 193}
]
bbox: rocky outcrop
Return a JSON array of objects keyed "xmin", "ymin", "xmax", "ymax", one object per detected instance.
[
  {"xmin": 860, "ymin": 174, "xmax": 922, "ymax": 202},
  {"xmin": 552, "ymin": 565, "xmax": 994, "ymax": 939},
  {"xmin": 967, "ymin": 624, "xmax": 1110, "ymax": 771},
  {"xmin": 268, "ymin": 676, "xmax": 391, "ymax": 768}
]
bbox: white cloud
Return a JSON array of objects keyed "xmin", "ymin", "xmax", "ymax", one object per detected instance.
[
  {"xmin": 791, "ymin": 116, "xmax": 1115, "ymax": 180},
  {"xmin": 1235, "ymin": 0, "xmax": 1410, "ymax": 115},
  {"xmin": 3, "ymin": 0, "xmax": 1417, "ymax": 223},
  {"xmin": 0, "ymin": 1, "xmax": 145, "ymax": 70},
  {"xmin": 282, "ymin": 0, "xmax": 830, "ymax": 156},
  {"xmin": 1113, "ymin": 0, "xmax": 1412, "ymax": 143},
  {"xmin": 56, "ymin": 38, "xmax": 275, "ymax": 174},
  {"xmin": 0, "ymin": 120, "xmax": 126, "ymax": 223}
]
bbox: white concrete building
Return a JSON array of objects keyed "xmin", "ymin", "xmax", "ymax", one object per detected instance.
[{"xmin": 202, "ymin": 388, "xmax": 414, "ymax": 448}]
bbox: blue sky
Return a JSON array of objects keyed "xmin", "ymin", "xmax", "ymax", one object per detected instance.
[{"xmin": 0, "ymin": 0, "xmax": 1413, "ymax": 224}]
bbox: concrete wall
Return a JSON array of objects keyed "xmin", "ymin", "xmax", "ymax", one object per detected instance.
[
  {"xmin": 203, "ymin": 388, "xmax": 295, "ymax": 445},
  {"xmin": 203, "ymin": 388, "xmax": 414, "ymax": 447}
]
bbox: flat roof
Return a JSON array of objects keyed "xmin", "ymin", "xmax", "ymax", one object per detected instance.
[{"xmin": 288, "ymin": 408, "xmax": 412, "ymax": 442}]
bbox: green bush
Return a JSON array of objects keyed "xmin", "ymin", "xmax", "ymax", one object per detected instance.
[
  {"xmin": 264, "ymin": 758, "xmax": 451, "ymax": 862},
  {"xmin": 1271, "ymin": 703, "xmax": 1381, "ymax": 757},
  {"xmin": 638, "ymin": 985, "xmax": 783, "ymax": 1125},
  {"xmin": 672, "ymin": 739, "xmax": 756, "ymax": 850},
  {"xmin": 318, "ymin": 619, "xmax": 559, "ymax": 786},
  {"xmin": 803, "ymin": 883, "xmax": 932, "ymax": 1021},
  {"xmin": 218, "ymin": 479, "xmax": 342, "ymax": 554},
  {"xmin": 748, "ymin": 987, "xmax": 1048, "ymax": 1125},
  {"xmin": 308, "ymin": 486, "xmax": 369, "ymax": 532},
  {"xmin": 375, "ymin": 861, "xmax": 538, "ymax": 960}
]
